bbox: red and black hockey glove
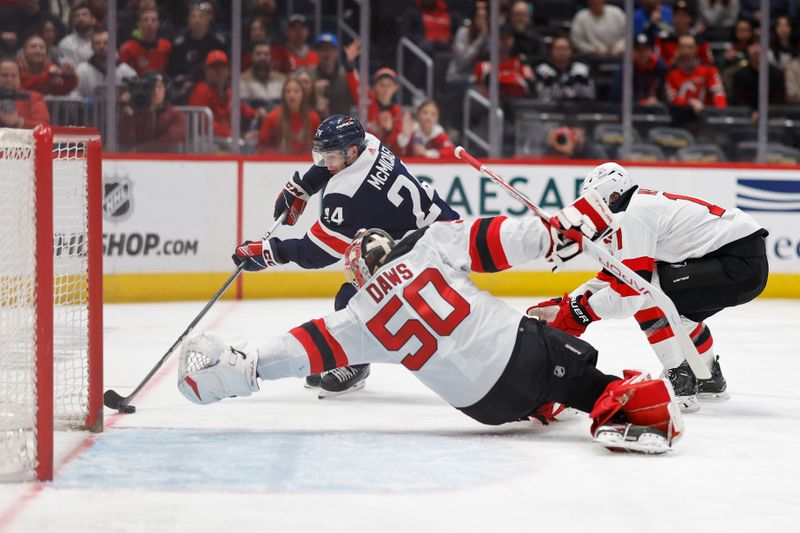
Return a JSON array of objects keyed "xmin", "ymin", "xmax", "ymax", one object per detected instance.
[
  {"xmin": 548, "ymin": 292, "xmax": 600, "ymax": 336},
  {"xmin": 273, "ymin": 171, "xmax": 310, "ymax": 225},
  {"xmin": 232, "ymin": 240, "xmax": 279, "ymax": 272}
]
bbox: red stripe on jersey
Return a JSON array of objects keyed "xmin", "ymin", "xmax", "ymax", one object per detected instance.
[
  {"xmin": 310, "ymin": 221, "xmax": 349, "ymax": 255},
  {"xmin": 648, "ymin": 325, "xmax": 675, "ymax": 344},
  {"xmin": 486, "ymin": 216, "xmax": 511, "ymax": 271},
  {"xmin": 468, "ymin": 219, "xmax": 482, "ymax": 272},
  {"xmin": 690, "ymin": 323, "xmax": 704, "ymax": 339},
  {"xmin": 312, "ymin": 318, "xmax": 349, "ymax": 367},
  {"xmin": 634, "ymin": 307, "xmax": 666, "ymax": 324},
  {"xmin": 289, "ymin": 326, "xmax": 324, "ymax": 374},
  {"xmin": 574, "ymin": 197, "xmax": 609, "ymax": 233},
  {"xmin": 609, "ymin": 256, "xmax": 655, "ymax": 297}
]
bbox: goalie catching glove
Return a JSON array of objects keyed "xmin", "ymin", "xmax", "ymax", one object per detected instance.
[
  {"xmin": 178, "ymin": 333, "xmax": 260, "ymax": 405},
  {"xmin": 232, "ymin": 239, "xmax": 280, "ymax": 271},
  {"xmin": 274, "ymin": 171, "xmax": 309, "ymax": 226},
  {"xmin": 546, "ymin": 188, "xmax": 615, "ymax": 271},
  {"xmin": 526, "ymin": 291, "xmax": 599, "ymax": 336}
]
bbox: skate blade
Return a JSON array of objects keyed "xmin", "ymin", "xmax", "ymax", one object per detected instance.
[
  {"xmin": 677, "ymin": 395, "xmax": 700, "ymax": 413},
  {"xmin": 593, "ymin": 431, "xmax": 672, "ymax": 455},
  {"xmin": 318, "ymin": 379, "xmax": 366, "ymax": 399},
  {"xmin": 698, "ymin": 390, "xmax": 730, "ymax": 400},
  {"xmin": 304, "ymin": 382, "xmax": 320, "ymax": 390}
]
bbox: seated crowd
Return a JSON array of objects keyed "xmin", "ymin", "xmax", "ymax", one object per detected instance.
[{"xmin": 0, "ymin": 0, "xmax": 798, "ymax": 160}]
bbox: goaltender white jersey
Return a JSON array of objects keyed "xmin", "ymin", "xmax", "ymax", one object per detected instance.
[
  {"xmin": 255, "ymin": 216, "xmax": 551, "ymax": 408},
  {"xmin": 576, "ymin": 187, "xmax": 763, "ymax": 319}
]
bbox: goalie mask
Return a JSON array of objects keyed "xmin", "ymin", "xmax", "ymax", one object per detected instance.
[
  {"xmin": 344, "ymin": 228, "xmax": 396, "ymax": 288},
  {"xmin": 580, "ymin": 162, "xmax": 634, "ymax": 206}
]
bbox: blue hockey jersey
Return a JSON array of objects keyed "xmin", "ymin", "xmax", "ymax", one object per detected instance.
[{"xmin": 271, "ymin": 133, "xmax": 459, "ymax": 268}]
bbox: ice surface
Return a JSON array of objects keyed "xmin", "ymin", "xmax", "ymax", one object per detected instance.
[{"xmin": 1, "ymin": 298, "xmax": 799, "ymax": 532}]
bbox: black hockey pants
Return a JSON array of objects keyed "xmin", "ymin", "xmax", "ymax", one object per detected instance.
[{"xmin": 656, "ymin": 229, "xmax": 769, "ymax": 322}]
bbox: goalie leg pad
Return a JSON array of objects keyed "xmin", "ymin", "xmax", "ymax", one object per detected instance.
[{"xmin": 178, "ymin": 333, "xmax": 260, "ymax": 405}]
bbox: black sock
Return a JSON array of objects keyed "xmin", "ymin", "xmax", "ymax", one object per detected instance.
[{"xmin": 563, "ymin": 367, "xmax": 619, "ymax": 413}]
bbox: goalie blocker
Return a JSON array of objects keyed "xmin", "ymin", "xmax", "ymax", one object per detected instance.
[{"xmin": 179, "ymin": 215, "xmax": 683, "ymax": 454}]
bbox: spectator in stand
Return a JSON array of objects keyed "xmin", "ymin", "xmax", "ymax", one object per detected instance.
[
  {"xmin": 508, "ymin": 1, "xmax": 542, "ymax": 60},
  {"xmin": 544, "ymin": 125, "xmax": 605, "ymax": 159},
  {"xmin": 38, "ymin": 19, "xmax": 64, "ymax": 66},
  {"xmin": 408, "ymin": 100, "xmax": 455, "ymax": 158},
  {"xmin": 475, "ymin": 24, "xmax": 536, "ymax": 100},
  {"xmin": 241, "ymin": 41, "xmax": 286, "ymax": 107},
  {"xmin": 293, "ymin": 67, "xmax": 316, "ymax": 109},
  {"xmin": 272, "ymin": 14, "xmax": 318, "ymax": 74},
  {"xmin": 610, "ymin": 33, "xmax": 668, "ymax": 105},
  {"xmin": 446, "ymin": 2, "xmax": 488, "ymax": 86},
  {"xmin": 244, "ymin": 0, "xmax": 281, "ymax": 38},
  {"xmin": 19, "ymin": 34, "xmax": 77, "ymax": 96},
  {"xmin": 73, "ymin": 30, "xmax": 137, "ymax": 99},
  {"xmin": 49, "ymin": 0, "xmax": 73, "ymax": 27},
  {"xmin": 119, "ymin": 71, "xmax": 187, "ymax": 152},
  {"xmin": 310, "ymin": 32, "xmax": 358, "ymax": 118},
  {"xmin": 769, "ymin": 16, "xmax": 796, "ymax": 70},
  {"xmin": 785, "ymin": 33, "xmax": 800, "ymax": 103},
  {"xmin": 0, "ymin": 0, "xmax": 65, "ymax": 57},
  {"xmin": 666, "ymin": 35, "xmax": 727, "ymax": 125},
  {"xmin": 698, "ymin": 0, "xmax": 740, "ymax": 29},
  {"xmin": 739, "ymin": 0, "xmax": 796, "ymax": 24},
  {"xmin": 634, "ymin": 0, "xmax": 674, "ymax": 39},
  {"xmin": 58, "ymin": 2, "xmax": 95, "ymax": 66},
  {"xmin": 88, "ymin": 0, "xmax": 108, "ymax": 31},
  {"xmin": 119, "ymin": 8, "xmax": 172, "ymax": 76},
  {"xmin": 188, "ymin": 50, "xmax": 262, "ymax": 144},
  {"xmin": 571, "ymin": 0, "xmax": 627, "ymax": 57},
  {"xmin": 719, "ymin": 19, "xmax": 754, "ymax": 95},
  {"xmin": 732, "ymin": 41, "xmax": 786, "ymax": 114},
  {"xmin": 0, "ymin": 57, "xmax": 49, "ymax": 128},
  {"xmin": 347, "ymin": 66, "xmax": 406, "ymax": 154},
  {"xmin": 242, "ymin": 16, "xmax": 274, "ymax": 72},
  {"xmin": 655, "ymin": 1, "xmax": 714, "ymax": 66},
  {"xmin": 401, "ymin": 0, "xmax": 458, "ymax": 52},
  {"xmin": 256, "ymin": 77, "xmax": 320, "ymax": 155},
  {"xmin": 118, "ymin": 0, "xmax": 177, "ymax": 44},
  {"xmin": 169, "ymin": 1, "xmax": 227, "ymax": 103},
  {"xmin": 535, "ymin": 35, "xmax": 595, "ymax": 102}
]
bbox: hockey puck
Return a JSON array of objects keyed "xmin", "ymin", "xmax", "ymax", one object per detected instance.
[{"xmin": 119, "ymin": 404, "xmax": 136, "ymax": 414}]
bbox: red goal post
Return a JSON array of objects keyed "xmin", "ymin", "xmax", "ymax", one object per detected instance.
[{"xmin": 0, "ymin": 126, "xmax": 103, "ymax": 482}]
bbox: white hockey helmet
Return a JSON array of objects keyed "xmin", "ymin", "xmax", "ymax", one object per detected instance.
[
  {"xmin": 580, "ymin": 162, "xmax": 634, "ymax": 206},
  {"xmin": 344, "ymin": 228, "xmax": 396, "ymax": 288}
]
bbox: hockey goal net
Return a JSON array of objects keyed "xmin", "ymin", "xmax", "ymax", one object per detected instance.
[{"xmin": 0, "ymin": 126, "xmax": 103, "ymax": 482}]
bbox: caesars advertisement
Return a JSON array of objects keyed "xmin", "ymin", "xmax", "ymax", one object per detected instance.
[{"xmin": 101, "ymin": 157, "xmax": 800, "ymax": 298}]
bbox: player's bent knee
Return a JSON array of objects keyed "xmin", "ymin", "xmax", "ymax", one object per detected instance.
[{"xmin": 177, "ymin": 333, "xmax": 260, "ymax": 405}]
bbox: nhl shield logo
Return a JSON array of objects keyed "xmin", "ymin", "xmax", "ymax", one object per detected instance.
[{"xmin": 103, "ymin": 175, "xmax": 133, "ymax": 222}]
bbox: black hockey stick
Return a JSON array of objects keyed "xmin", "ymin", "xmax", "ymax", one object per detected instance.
[
  {"xmin": 103, "ymin": 213, "xmax": 287, "ymax": 414},
  {"xmin": 454, "ymin": 146, "xmax": 711, "ymax": 379}
]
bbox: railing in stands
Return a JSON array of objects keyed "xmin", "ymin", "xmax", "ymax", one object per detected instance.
[
  {"xmin": 173, "ymin": 106, "xmax": 214, "ymax": 154},
  {"xmin": 396, "ymin": 37, "xmax": 433, "ymax": 107},
  {"xmin": 44, "ymin": 96, "xmax": 90, "ymax": 127},
  {"xmin": 462, "ymin": 89, "xmax": 503, "ymax": 156}
]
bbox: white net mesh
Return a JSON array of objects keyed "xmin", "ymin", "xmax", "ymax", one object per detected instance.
[
  {"xmin": 52, "ymin": 140, "xmax": 90, "ymax": 429},
  {"xmin": 0, "ymin": 129, "xmax": 38, "ymax": 481},
  {"xmin": 0, "ymin": 129, "xmax": 97, "ymax": 482}
]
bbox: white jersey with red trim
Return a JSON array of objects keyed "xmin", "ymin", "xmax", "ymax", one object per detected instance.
[
  {"xmin": 575, "ymin": 188, "xmax": 763, "ymax": 319},
  {"xmin": 255, "ymin": 216, "xmax": 552, "ymax": 408}
]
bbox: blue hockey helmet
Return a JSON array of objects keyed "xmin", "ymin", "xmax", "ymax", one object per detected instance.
[{"xmin": 312, "ymin": 114, "xmax": 366, "ymax": 167}]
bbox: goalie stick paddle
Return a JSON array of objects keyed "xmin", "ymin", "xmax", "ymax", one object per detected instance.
[
  {"xmin": 103, "ymin": 213, "xmax": 288, "ymax": 414},
  {"xmin": 453, "ymin": 146, "xmax": 711, "ymax": 380}
]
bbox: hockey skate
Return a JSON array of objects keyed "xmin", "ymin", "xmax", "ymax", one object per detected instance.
[
  {"xmin": 664, "ymin": 362, "xmax": 700, "ymax": 413},
  {"xmin": 697, "ymin": 356, "xmax": 729, "ymax": 400},
  {"xmin": 304, "ymin": 374, "xmax": 321, "ymax": 389},
  {"xmin": 593, "ymin": 423, "xmax": 674, "ymax": 454},
  {"xmin": 318, "ymin": 364, "xmax": 370, "ymax": 398}
]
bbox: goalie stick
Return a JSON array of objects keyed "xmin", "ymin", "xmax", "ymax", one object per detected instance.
[
  {"xmin": 103, "ymin": 213, "xmax": 288, "ymax": 414},
  {"xmin": 453, "ymin": 147, "xmax": 711, "ymax": 380}
]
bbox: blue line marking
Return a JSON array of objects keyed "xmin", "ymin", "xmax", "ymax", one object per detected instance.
[{"xmin": 53, "ymin": 428, "xmax": 527, "ymax": 493}]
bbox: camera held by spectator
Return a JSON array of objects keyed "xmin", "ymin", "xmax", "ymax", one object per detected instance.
[{"xmin": 119, "ymin": 72, "xmax": 187, "ymax": 153}]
